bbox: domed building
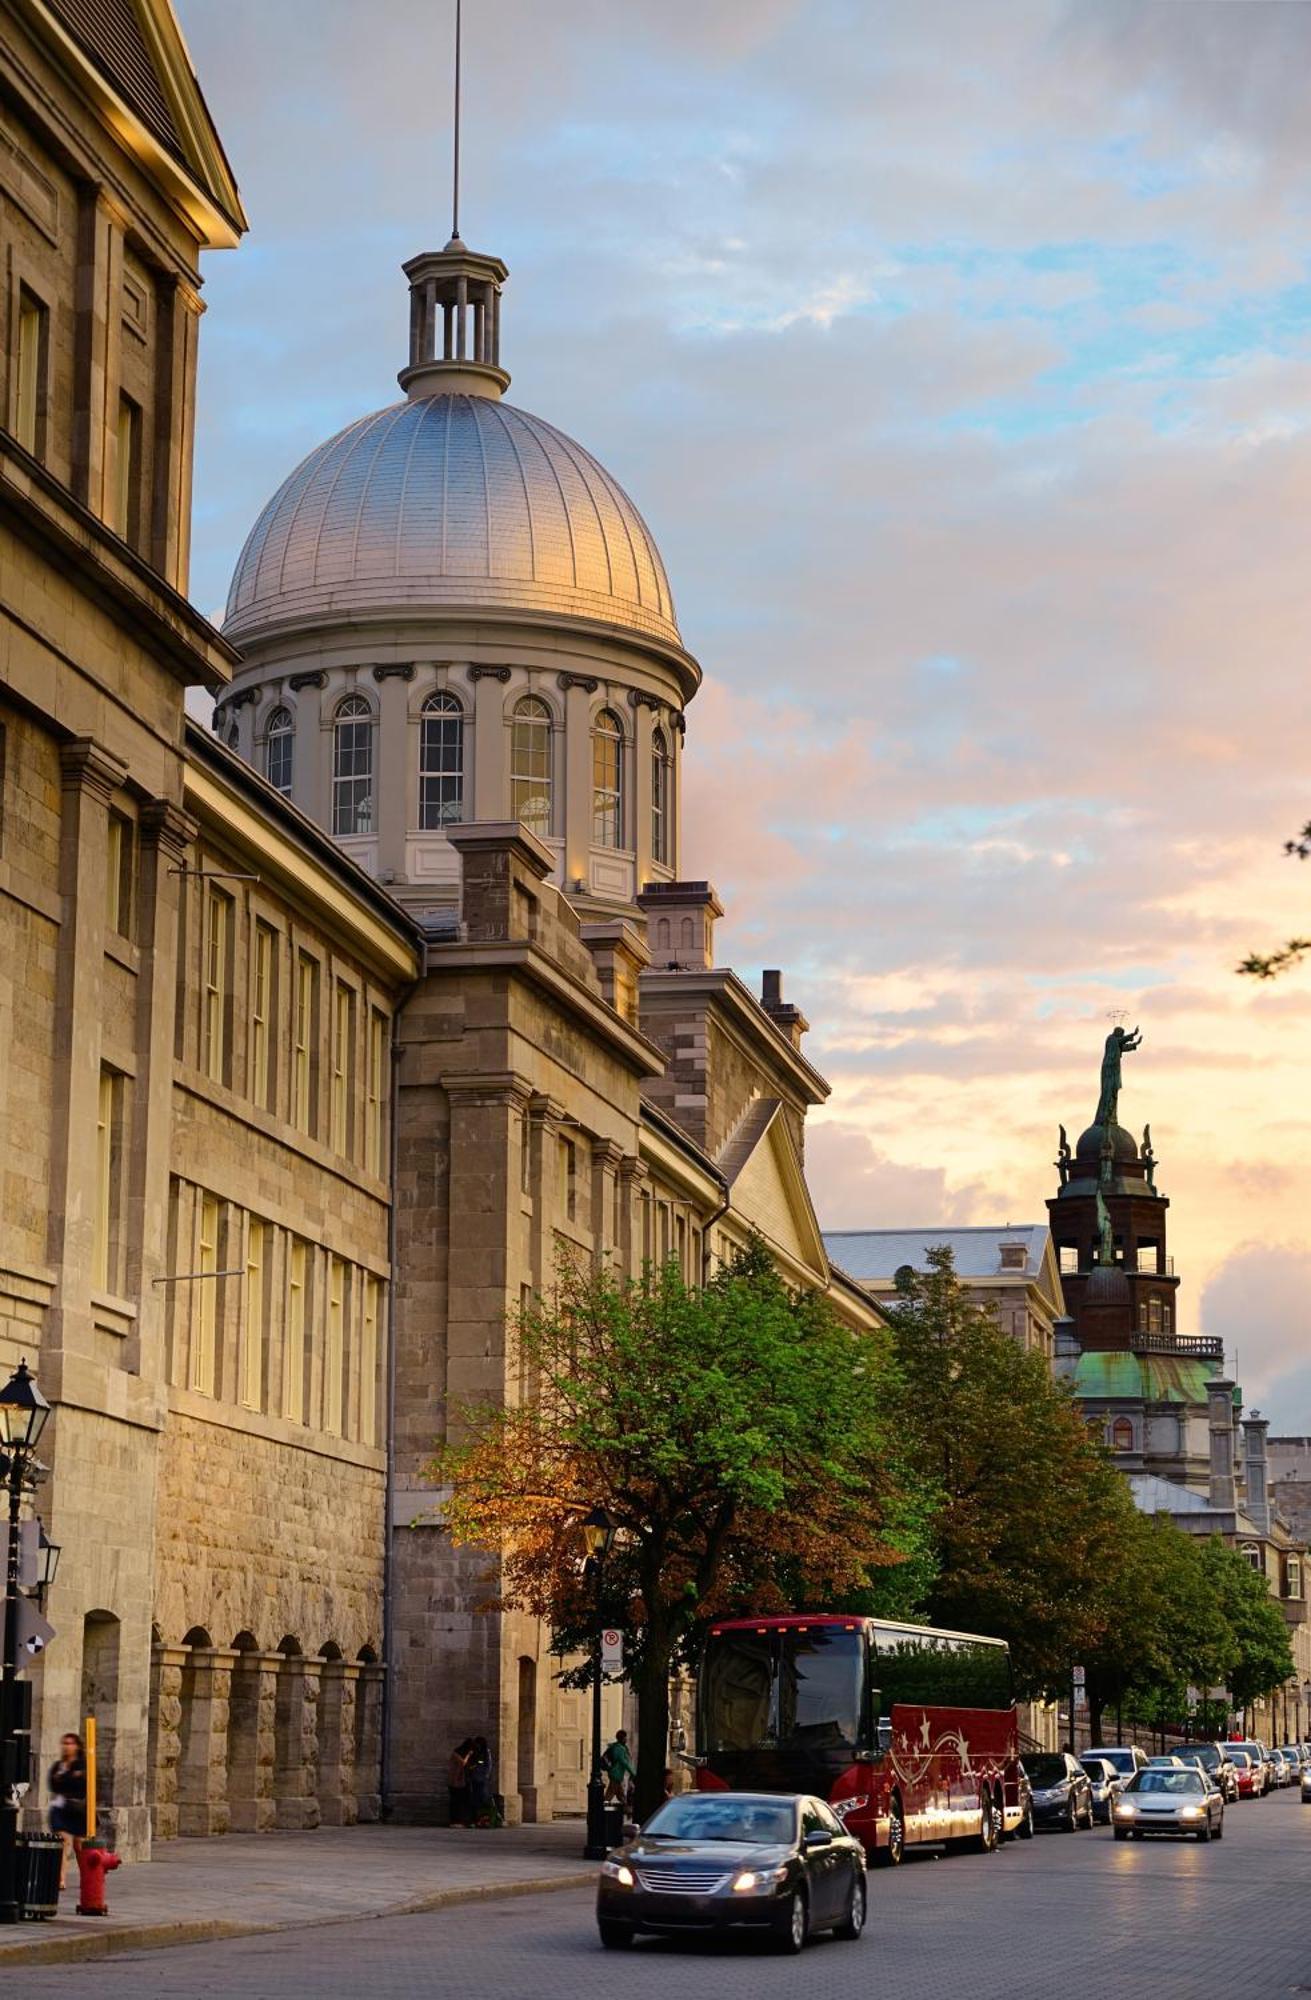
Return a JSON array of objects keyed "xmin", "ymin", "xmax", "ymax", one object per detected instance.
[{"xmin": 215, "ymin": 235, "xmax": 697, "ymax": 920}]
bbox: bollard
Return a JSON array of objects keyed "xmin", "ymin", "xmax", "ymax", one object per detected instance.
[{"xmin": 75, "ymin": 1841, "xmax": 121, "ymax": 1917}]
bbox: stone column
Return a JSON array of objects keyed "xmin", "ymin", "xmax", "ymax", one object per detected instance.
[
  {"xmin": 526, "ymin": 1094, "xmax": 566, "ymax": 1297},
  {"xmin": 374, "ymin": 666, "xmax": 414, "ymax": 882},
  {"xmin": 470, "ymin": 668, "xmax": 509, "ymax": 819},
  {"xmin": 632, "ymin": 699, "xmax": 656, "ymax": 891},
  {"xmin": 354, "ymin": 1665, "xmax": 384, "ymax": 1822},
  {"xmin": 133, "ymin": 801, "xmax": 195, "ymax": 1383},
  {"xmin": 317, "ymin": 1662, "xmax": 359, "ymax": 1826},
  {"xmin": 273, "ymin": 1656, "xmax": 322, "ymax": 1830},
  {"xmin": 147, "ymin": 1644, "xmax": 186, "ymax": 1842},
  {"xmin": 149, "ymin": 276, "xmax": 203, "ymax": 589},
  {"xmin": 226, "ymin": 1651, "xmax": 280, "ymax": 1832},
  {"xmin": 618, "ymin": 1157, "xmax": 648, "ymax": 1280},
  {"xmin": 443, "ymin": 1074, "xmax": 531, "ymax": 1410},
  {"xmin": 591, "ymin": 1140, "xmax": 624, "ymax": 1266},
  {"xmin": 177, "ymin": 1647, "xmax": 235, "ymax": 1837}
]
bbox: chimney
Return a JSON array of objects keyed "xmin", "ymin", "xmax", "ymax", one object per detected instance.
[
  {"xmin": 759, "ymin": 968, "xmax": 809, "ymax": 1051},
  {"xmin": 637, "ymin": 880, "xmax": 723, "ymax": 971},
  {"xmin": 1207, "ymin": 1378, "xmax": 1238, "ymax": 1513},
  {"xmin": 1242, "ymin": 1412, "xmax": 1271, "ymax": 1534}
]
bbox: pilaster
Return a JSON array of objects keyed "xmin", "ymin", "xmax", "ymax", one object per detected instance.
[
  {"xmin": 316, "ymin": 1661, "xmax": 359, "ymax": 1826},
  {"xmin": 274, "ymin": 1656, "xmax": 322, "ymax": 1830},
  {"xmin": 148, "ymin": 1644, "xmax": 186, "ymax": 1841},
  {"xmin": 471, "ymin": 669, "xmax": 506, "ymax": 819},
  {"xmin": 71, "ymin": 186, "xmax": 126, "ymax": 521},
  {"xmin": 177, "ymin": 1647, "xmax": 236, "ymax": 1837},
  {"xmin": 226, "ymin": 1651, "xmax": 280, "ymax": 1833},
  {"xmin": 562, "ymin": 680, "xmax": 592, "ymax": 888},
  {"xmin": 375, "ymin": 669, "xmax": 411, "ymax": 881},
  {"xmin": 150, "ymin": 277, "xmax": 203, "ymax": 589}
]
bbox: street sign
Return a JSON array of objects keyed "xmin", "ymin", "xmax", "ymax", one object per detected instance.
[
  {"xmin": 601, "ymin": 1628, "xmax": 624, "ymax": 1675},
  {"xmin": 1072, "ymin": 1665, "xmax": 1085, "ymax": 1690},
  {"xmin": 15, "ymin": 1601, "xmax": 54, "ymax": 1658}
]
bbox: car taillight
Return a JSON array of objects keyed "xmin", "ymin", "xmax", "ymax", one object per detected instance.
[{"xmin": 832, "ymin": 1796, "xmax": 870, "ymax": 1819}]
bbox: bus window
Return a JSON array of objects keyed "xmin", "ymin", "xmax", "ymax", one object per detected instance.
[
  {"xmin": 700, "ymin": 1628, "xmax": 773, "ymax": 1751},
  {"xmin": 777, "ymin": 1628, "xmax": 863, "ymax": 1755}
]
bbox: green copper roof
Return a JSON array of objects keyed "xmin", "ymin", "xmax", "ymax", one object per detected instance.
[{"xmin": 1074, "ymin": 1351, "xmax": 1216, "ymax": 1405}]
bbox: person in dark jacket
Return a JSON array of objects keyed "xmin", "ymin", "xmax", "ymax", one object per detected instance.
[
  {"xmin": 48, "ymin": 1732, "xmax": 87, "ymax": 1889},
  {"xmin": 467, "ymin": 1736, "xmax": 495, "ymax": 1826},
  {"xmin": 448, "ymin": 1738, "xmax": 474, "ymax": 1827}
]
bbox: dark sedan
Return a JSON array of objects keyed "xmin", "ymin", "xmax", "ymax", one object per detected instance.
[
  {"xmin": 1022, "ymin": 1752, "xmax": 1094, "ymax": 1831},
  {"xmin": 596, "ymin": 1791, "xmax": 867, "ymax": 1954}
]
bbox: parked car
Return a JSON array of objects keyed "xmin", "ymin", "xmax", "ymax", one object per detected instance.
[
  {"xmin": 1220, "ymin": 1741, "xmax": 1271, "ymax": 1796},
  {"xmin": 1227, "ymin": 1750, "xmax": 1262, "ymax": 1798},
  {"xmin": 1112, "ymin": 1766, "xmax": 1225, "ymax": 1842},
  {"xmin": 1084, "ymin": 1744, "xmax": 1149, "ymax": 1784},
  {"xmin": 596, "ymin": 1792, "xmax": 867, "ymax": 1953},
  {"xmin": 1301, "ymin": 1763, "xmax": 1311, "ymax": 1806},
  {"xmin": 1021, "ymin": 1753, "xmax": 1094, "ymax": 1832},
  {"xmin": 1268, "ymin": 1749, "xmax": 1291, "ymax": 1788},
  {"xmin": 1145, "ymin": 1755, "xmax": 1187, "ymax": 1769},
  {"xmin": 1079, "ymin": 1756, "xmax": 1123, "ymax": 1824},
  {"xmin": 1179, "ymin": 1745, "xmax": 1238, "ymax": 1802},
  {"xmin": 1279, "ymin": 1744, "xmax": 1310, "ymax": 1776}
]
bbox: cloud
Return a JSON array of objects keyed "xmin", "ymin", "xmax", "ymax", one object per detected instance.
[{"xmin": 1201, "ymin": 1244, "xmax": 1311, "ymax": 1424}]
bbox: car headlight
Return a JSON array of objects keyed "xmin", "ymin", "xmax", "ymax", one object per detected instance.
[
  {"xmin": 833, "ymin": 1796, "xmax": 870, "ymax": 1819},
  {"xmin": 1114, "ymin": 1802, "xmax": 1136, "ymax": 1817},
  {"xmin": 732, "ymin": 1871, "xmax": 760, "ymax": 1893},
  {"xmin": 601, "ymin": 1860, "xmax": 634, "ymax": 1886},
  {"xmin": 1179, "ymin": 1807, "xmax": 1201, "ymax": 1820}
]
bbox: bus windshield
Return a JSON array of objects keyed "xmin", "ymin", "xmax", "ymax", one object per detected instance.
[{"xmin": 700, "ymin": 1626, "xmax": 864, "ymax": 1757}]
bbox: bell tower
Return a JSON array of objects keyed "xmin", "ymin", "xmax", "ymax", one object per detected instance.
[{"xmin": 1048, "ymin": 1028, "xmax": 1181, "ymax": 1350}]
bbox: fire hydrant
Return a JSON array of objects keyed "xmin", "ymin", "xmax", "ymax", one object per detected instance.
[{"xmin": 76, "ymin": 1842, "xmax": 122, "ymax": 1916}]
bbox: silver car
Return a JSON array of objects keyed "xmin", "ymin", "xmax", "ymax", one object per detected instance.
[{"xmin": 1112, "ymin": 1767, "xmax": 1224, "ymax": 1842}]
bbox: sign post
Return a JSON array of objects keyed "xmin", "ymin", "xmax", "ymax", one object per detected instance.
[{"xmin": 601, "ymin": 1629, "xmax": 624, "ymax": 1677}]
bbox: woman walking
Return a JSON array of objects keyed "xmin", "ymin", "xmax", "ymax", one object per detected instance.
[{"xmin": 48, "ymin": 1732, "xmax": 87, "ymax": 1890}]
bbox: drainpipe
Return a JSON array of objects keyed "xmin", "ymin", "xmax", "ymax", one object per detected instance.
[
  {"xmin": 380, "ymin": 972, "xmax": 419, "ymax": 1819},
  {"xmin": 700, "ymin": 1169, "xmax": 731, "ymax": 1286}
]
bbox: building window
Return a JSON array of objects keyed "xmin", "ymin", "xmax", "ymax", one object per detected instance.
[
  {"xmin": 592, "ymin": 708, "xmax": 623, "ymax": 848},
  {"xmin": 1058, "ymin": 1244, "xmax": 1078, "ymax": 1275},
  {"xmin": 190, "ymin": 1193, "xmax": 220, "ymax": 1396},
  {"xmin": 293, "ymin": 952, "xmax": 319, "ymax": 1134},
  {"xmin": 651, "ymin": 726, "xmax": 671, "ymax": 864},
  {"xmin": 250, "ymin": 921, "xmax": 277, "ymax": 1111},
  {"xmin": 325, "ymin": 1255, "xmax": 345, "ymax": 1436},
  {"xmin": 202, "ymin": 887, "xmax": 232, "ymax": 1084},
  {"xmin": 243, "ymin": 1218, "xmax": 267, "ymax": 1411},
  {"xmin": 93, "ymin": 1067, "xmax": 123, "ymax": 1293},
  {"xmin": 1138, "ymin": 1300, "xmax": 1149, "ymax": 1334},
  {"xmin": 284, "ymin": 1236, "xmax": 307, "ymax": 1422},
  {"xmin": 1162, "ymin": 1304, "xmax": 1172, "ymax": 1334},
  {"xmin": 331, "ymin": 982, "xmax": 355, "ymax": 1157},
  {"xmin": 1110, "ymin": 1417, "xmax": 1134, "ymax": 1452},
  {"xmin": 115, "ymin": 392, "xmax": 142, "ymax": 548},
  {"xmin": 1147, "ymin": 1296, "xmax": 1163, "ymax": 1334},
  {"xmin": 419, "ymin": 692, "xmax": 464, "ymax": 827},
  {"xmin": 366, "ymin": 1008, "xmax": 387, "ymax": 1176},
  {"xmin": 14, "ymin": 287, "xmax": 47, "ymax": 458},
  {"xmin": 510, "ymin": 696, "xmax": 552, "ymax": 836},
  {"xmin": 265, "ymin": 707, "xmax": 294, "ymax": 796},
  {"xmin": 360, "ymin": 1273, "xmax": 379, "ymax": 1447},
  {"xmin": 332, "ymin": 695, "xmax": 375, "ymax": 835},
  {"xmin": 105, "ymin": 811, "xmax": 134, "ymax": 938},
  {"xmin": 559, "ymin": 1135, "xmax": 577, "ymax": 1222},
  {"xmin": 1287, "ymin": 1557, "xmax": 1303, "ymax": 1601},
  {"xmin": 1240, "ymin": 1541, "xmax": 1262, "ymax": 1573}
]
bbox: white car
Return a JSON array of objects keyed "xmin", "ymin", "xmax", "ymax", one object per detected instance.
[{"xmin": 1113, "ymin": 1767, "xmax": 1224, "ymax": 1843}]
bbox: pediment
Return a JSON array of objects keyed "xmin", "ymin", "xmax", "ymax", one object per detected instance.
[{"xmin": 720, "ymin": 1101, "xmax": 830, "ymax": 1284}]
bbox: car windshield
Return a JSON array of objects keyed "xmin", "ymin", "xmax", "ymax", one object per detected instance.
[
  {"xmin": 1229, "ymin": 1753, "xmax": 1250, "ymax": 1768},
  {"xmin": 1132, "ymin": 1770, "xmax": 1203, "ymax": 1795},
  {"xmin": 1090, "ymin": 1749, "xmax": 1134, "ymax": 1773},
  {"xmin": 699, "ymin": 1627, "xmax": 864, "ymax": 1756},
  {"xmin": 1024, "ymin": 1757, "xmax": 1070, "ymax": 1787},
  {"xmin": 1188, "ymin": 1747, "xmax": 1219, "ymax": 1767},
  {"xmin": 642, "ymin": 1797, "xmax": 797, "ymax": 1844}
]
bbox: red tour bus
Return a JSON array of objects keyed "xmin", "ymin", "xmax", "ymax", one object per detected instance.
[{"xmin": 694, "ymin": 1613, "xmax": 1024, "ymax": 1864}]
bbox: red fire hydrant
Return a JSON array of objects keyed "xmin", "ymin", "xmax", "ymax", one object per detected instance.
[{"xmin": 76, "ymin": 1842, "xmax": 122, "ymax": 1916}]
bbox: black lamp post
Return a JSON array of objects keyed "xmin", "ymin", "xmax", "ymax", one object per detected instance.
[
  {"xmin": 0, "ymin": 1359, "xmax": 50, "ymax": 1925},
  {"xmin": 580, "ymin": 1504, "xmax": 616, "ymax": 1861}
]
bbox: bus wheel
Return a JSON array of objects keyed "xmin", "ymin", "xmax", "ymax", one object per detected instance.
[
  {"xmin": 1017, "ymin": 1799, "xmax": 1035, "ymax": 1840},
  {"xmin": 973, "ymin": 1790, "xmax": 997, "ymax": 1854},
  {"xmin": 874, "ymin": 1795, "xmax": 905, "ymax": 1867}
]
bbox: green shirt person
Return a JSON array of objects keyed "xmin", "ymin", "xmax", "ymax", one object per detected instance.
[{"xmin": 602, "ymin": 1729, "xmax": 636, "ymax": 1800}]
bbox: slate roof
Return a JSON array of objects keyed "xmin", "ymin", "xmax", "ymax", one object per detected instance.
[
  {"xmin": 48, "ymin": 0, "xmax": 186, "ymax": 165},
  {"xmin": 820, "ymin": 1224, "xmax": 1050, "ymax": 1283}
]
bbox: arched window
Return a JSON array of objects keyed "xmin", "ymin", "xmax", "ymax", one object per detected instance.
[
  {"xmin": 418, "ymin": 692, "xmax": 463, "ymax": 828},
  {"xmin": 265, "ymin": 706, "xmax": 293, "ymax": 797},
  {"xmin": 510, "ymin": 696, "xmax": 552, "ymax": 836},
  {"xmin": 332, "ymin": 695, "xmax": 374, "ymax": 835},
  {"xmin": 592, "ymin": 708, "xmax": 623, "ymax": 848},
  {"xmin": 1110, "ymin": 1417, "xmax": 1134, "ymax": 1452},
  {"xmin": 651, "ymin": 726, "xmax": 671, "ymax": 865}
]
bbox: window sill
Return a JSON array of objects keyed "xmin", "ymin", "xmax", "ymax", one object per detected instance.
[{"xmin": 91, "ymin": 1290, "xmax": 137, "ymax": 1338}]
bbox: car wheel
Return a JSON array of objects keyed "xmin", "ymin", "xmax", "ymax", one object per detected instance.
[
  {"xmin": 598, "ymin": 1922, "xmax": 635, "ymax": 1950},
  {"xmin": 1063, "ymin": 1798, "xmax": 1076, "ymax": 1833},
  {"xmin": 775, "ymin": 1889, "xmax": 809, "ymax": 1955},
  {"xmin": 1195, "ymin": 1822, "xmax": 1211, "ymax": 1843},
  {"xmin": 974, "ymin": 1790, "xmax": 998, "ymax": 1853},
  {"xmin": 1017, "ymin": 1800, "xmax": 1035, "ymax": 1841},
  {"xmin": 1113, "ymin": 1828, "xmax": 1129, "ymax": 1841},
  {"xmin": 834, "ymin": 1868, "xmax": 866, "ymax": 1941},
  {"xmin": 1082, "ymin": 1797, "xmax": 1094, "ymax": 1830},
  {"xmin": 1213, "ymin": 1816, "xmax": 1224, "ymax": 1840},
  {"xmin": 875, "ymin": 1794, "xmax": 905, "ymax": 1867}
]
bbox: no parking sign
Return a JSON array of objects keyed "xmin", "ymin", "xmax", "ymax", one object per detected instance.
[{"xmin": 601, "ymin": 1628, "xmax": 624, "ymax": 1674}]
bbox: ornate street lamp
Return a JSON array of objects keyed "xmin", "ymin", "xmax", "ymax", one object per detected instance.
[
  {"xmin": 579, "ymin": 1505, "xmax": 616, "ymax": 1860},
  {"xmin": 0, "ymin": 1360, "xmax": 52, "ymax": 1925}
]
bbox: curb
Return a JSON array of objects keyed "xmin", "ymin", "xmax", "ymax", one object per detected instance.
[{"xmin": 0, "ymin": 1869, "xmax": 592, "ymax": 1967}]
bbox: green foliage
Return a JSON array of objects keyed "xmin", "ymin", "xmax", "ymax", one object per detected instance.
[
  {"xmin": 1238, "ymin": 818, "xmax": 1310, "ymax": 977},
  {"xmin": 878, "ymin": 1247, "xmax": 1137, "ymax": 1699},
  {"xmin": 1198, "ymin": 1536, "xmax": 1294, "ymax": 1706}
]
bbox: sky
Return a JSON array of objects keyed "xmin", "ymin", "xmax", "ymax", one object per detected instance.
[{"xmin": 176, "ymin": 0, "xmax": 1311, "ymax": 1422}]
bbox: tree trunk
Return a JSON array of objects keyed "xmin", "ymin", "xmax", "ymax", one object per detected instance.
[
  {"xmin": 632, "ymin": 1634, "xmax": 674, "ymax": 1824},
  {"xmin": 1087, "ymin": 1689, "xmax": 1105, "ymax": 1746}
]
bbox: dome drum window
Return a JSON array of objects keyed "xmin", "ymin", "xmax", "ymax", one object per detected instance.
[
  {"xmin": 418, "ymin": 692, "xmax": 464, "ymax": 828},
  {"xmin": 265, "ymin": 706, "xmax": 293, "ymax": 797},
  {"xmin": 333, "ymin": 696, "xmax": 375, "ymax": 837},
  {"xmin": 510, "ymin": 696, "xmax": 553, "ymax": 838},
  {"xmin": 592, "ymin": 709, "xmax": 624, "ymax": 849},
  {"xmin": 651, "ymin": 726, "xmax": 671, "ymax": 865}
]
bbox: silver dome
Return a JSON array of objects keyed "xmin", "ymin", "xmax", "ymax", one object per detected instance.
[{"xmin": 224, "ymin": 393, "xmax": 680, "ymax": 652}]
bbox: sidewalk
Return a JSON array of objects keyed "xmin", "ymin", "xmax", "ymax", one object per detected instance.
[{"xmin": 0, "ymin": 1820, "xmax": 597, "ymax": 1966}]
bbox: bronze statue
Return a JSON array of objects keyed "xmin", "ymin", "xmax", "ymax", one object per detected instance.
[
  {"xmin": 1142, "ymin": 1123, "xmax": 1156, "ymax": 1192},
  {"xmin": 1056, "ymin": 1124, "xmax": 1071, "ymax": 1184},
  {"xmin": 1094, "ymin": 1024, "xmax": 1142, "ymax": 1129},
  {"xmin": 1095, "ymin": 1185, "xmax": 1115, "ymax": 1268}
]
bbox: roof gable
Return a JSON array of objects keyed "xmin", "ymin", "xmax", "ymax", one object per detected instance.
[{"xmin": 722, "ymin": 1101, "xmax": 830, "ymax": 1283}]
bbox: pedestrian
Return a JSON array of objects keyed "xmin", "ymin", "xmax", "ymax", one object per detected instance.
[
  {"xmin": 448, "ymin": 1738, "xmax": 473, "ymax": 1828},
  {"xmin": 48, "ymin": 1731, "xmax": 87, "ymax": 1890},
  {"xmin": 662, "ymin": 1766, "xmax": 675, "ymax": 1799},
  {"xmin": 468, "ymin": 1736, "xmax": 495, "ymax": 1826},
  {"xmin": 602, "ymin": 1728, "xmax": 636, "ymax": 1805}
]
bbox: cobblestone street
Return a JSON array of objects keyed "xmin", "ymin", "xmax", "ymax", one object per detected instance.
[{"xmin": 20, "ymin": 1789, "xmax": 1311, "ymax": 2000}]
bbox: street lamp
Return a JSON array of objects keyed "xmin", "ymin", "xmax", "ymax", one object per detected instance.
[
  {"xmin": 579, "ymin": 1505, "xmax": 616, "ymax": 1861},
  {"xmin": 0, "ymin": 1359, "xmax": 52, "ymax": 1925}
]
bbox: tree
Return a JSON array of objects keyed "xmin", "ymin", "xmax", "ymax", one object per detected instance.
[
  {"xmin": 878, "ymin": 1247, "xmax": 1135, "ymax": 1700},
  {"xmin": 1238, "ymin": 817, "xmax": 1311, "ymax": 979},
  {"xmin": 429, "ymin": 1241, "xmax": 920, "ymax": 1819},
  {"xmin": 1198, "ymin": 1536, "xmax": 1294, "ymax": 1711},
  {"xmin": 1082, "ymin": 1513, "xmax": 1232, "ymax": 1743}
]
